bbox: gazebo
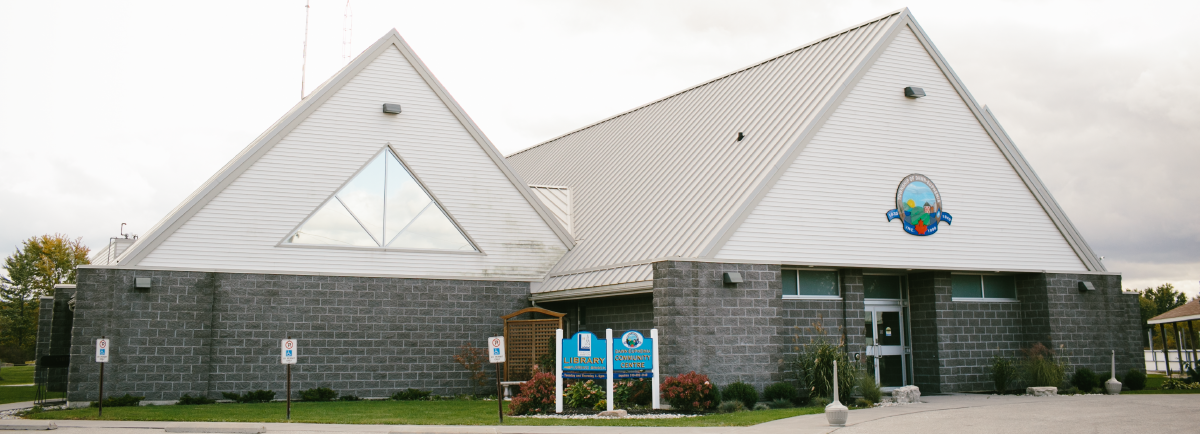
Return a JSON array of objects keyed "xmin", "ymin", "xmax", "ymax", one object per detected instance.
[{"xmin": 1148, "ymin": 298, "xmax": 1200, "ymax": 376}]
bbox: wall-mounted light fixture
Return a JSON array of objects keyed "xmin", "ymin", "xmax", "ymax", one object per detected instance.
[
  {"xmin": 737, "ymin": 132, "xmax": 745, "ymax": 141},
  {"xmin": 1078, "ymin": 281, "xmax": 1096, "ymax": 292},
  {"xmin": 904, "ymin": 87, "xmax": 926, "ymax": 98},
  {"xmin": 135, "ymin": 277, "xmax": 152, "ymax": 290},
  {"xmin": 723, "ymin": 272, "xmax": 743, "ymax": 284},
  {"xmin": 382, "ymin": 103, "xmax": 403, "ymax": 114}
]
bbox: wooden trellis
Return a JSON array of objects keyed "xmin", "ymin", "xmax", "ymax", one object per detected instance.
[{"xmin": 502, "ymin": 307, "xmax": 565, "ymax": 382}]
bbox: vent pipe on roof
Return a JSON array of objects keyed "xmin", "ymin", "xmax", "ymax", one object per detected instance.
[{"xmin": 736, "ymin": 132, "xmax": 745, "ymax": 141}]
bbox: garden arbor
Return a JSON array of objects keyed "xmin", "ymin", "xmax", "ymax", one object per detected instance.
[{"xmin": 502, "ymin": 307, "xmax": 564, "ymax": 381}]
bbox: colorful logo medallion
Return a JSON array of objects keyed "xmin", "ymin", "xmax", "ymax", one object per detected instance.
[
  {"xmin": 622, "ymin": 331, "xmax": 644, "ymax": 350},
  {"xmin": 886, "ymin": 174, "xmax": 953, "ymax": 236}
]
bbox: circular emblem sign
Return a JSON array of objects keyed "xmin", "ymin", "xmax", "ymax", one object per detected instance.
[
  {"xmin": 622, "ymin": 331, "xmax": 644, "ymax": 349},
  {"xmin": 886, "ymin": 174, "xmax": 952, "ymax": 236}
]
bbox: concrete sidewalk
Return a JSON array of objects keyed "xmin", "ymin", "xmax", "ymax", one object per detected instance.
[{"xmin": 0, "ymin": 393, "xmax": 1196, "ymax": 433}]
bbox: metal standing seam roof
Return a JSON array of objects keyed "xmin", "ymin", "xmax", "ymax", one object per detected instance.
[{"xmin": 507, "ymin": 11, "xmax": 904, "ymax": 295}]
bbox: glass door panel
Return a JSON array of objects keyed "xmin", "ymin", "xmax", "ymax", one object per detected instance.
[{"xmin": 866, "ymin": 305, "xmax": 907, "ymax": 389}]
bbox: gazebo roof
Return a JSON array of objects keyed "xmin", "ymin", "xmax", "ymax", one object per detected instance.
[{"xmin": 1149, "ymin": 298, "xmax": 1200, "ymax": 325}]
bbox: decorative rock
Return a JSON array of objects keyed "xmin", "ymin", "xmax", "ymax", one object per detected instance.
[
  {"xmin": 1026, "ymin": 387, "xmax": 1058, "ymax": 397},
  {"xmin": 598, "ymin": 410, "xmax": 628, "ymax": 418},
  {"xmin": 891, "ymin": 385, "xmax": 921, "ymax": 404}
]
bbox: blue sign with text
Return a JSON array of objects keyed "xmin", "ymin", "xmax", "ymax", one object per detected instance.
[
  {"xmin": 613, "ymin": 330, "xmax": 653, "ymax": 371},
  {"xmin": 561, "ymin": 331, "xmax": 607, "ymax": 371}
]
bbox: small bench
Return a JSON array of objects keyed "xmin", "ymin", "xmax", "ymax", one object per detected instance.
[{"xmin": 500, "ymin": 381, "xmax": 524, "ymax": 400}]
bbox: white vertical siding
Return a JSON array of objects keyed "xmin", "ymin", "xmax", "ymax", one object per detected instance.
[
  {"xmin": 138, "ymin": 46, "xmax": 568, "ymax": 279},
  {"xmin": 716, "ymin": 27, "xmax": 1088, "ymax": 272}
]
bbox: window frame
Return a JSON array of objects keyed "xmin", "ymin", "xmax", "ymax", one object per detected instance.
[
  {"xmin": 782, "ymin": 268, "xmax": 842, "ymax": 300},
  {"xmin": 862, "ymin": 273, "xmax": 905, "ymax": 301},
  {"xmin": 950, "ymin": 273, "xmax": 1019, "ymax": 302}
]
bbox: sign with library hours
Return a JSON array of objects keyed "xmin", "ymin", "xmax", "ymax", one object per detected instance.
[
  {"xmin": 95, "ymin": 338, "xmax": 110, "ymax": 363},
  {"xmin": 281, "ymin": 339, "xmax": 297, "ymax": 364},
  {"xmin": 488, "ymin": 336, "xmax": 505, "ymax": 363}
]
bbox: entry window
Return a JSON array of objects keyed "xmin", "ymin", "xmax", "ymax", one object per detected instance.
[
  {"xmin": 864, "ymin": 275, "xmax": 902, "ymax": 299},
  {"xmin": 951, "ymin": 274, "xmax": 1017, "ymax": 301},
  {"xmin": 783, "ymin": 270, "xmax": 840, "ymax": 298}
]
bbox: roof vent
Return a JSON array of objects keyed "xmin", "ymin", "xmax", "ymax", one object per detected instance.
[
  {"xmin": 1078, "ymin": 281, "xmax": 1095, "ymax": 292},
  {"xmin": 737, "ymin": 132, "xmax": 745, "ymax": 141},
  {"xmin": 904, "ymin": 87, "xmax": 926, "ymax": 98},
  {"xmin": 382, "ymin": 103, "xmax": 403, "ymax": 114}
]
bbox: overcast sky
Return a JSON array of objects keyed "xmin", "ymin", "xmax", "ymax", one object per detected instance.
[{"xmin": 1, "ymin": 0, "xmax": 1196, "ymax": 296}]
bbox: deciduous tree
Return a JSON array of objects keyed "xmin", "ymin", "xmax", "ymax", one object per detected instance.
[{"xmin": 0, "ymin": 234, "xmax": 90, "ymax": 361}]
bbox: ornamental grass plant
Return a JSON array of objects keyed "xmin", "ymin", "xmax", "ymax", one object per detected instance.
[
  {"xmin": 1021, "ymin": 343, "xmax": 1066, "ymax": 388},
  {"xmin": 789, "ymin": 333, "xmax": 860, "ymax": 404},
  {"xmin": 991, "ymin": 355, "xmax": 1018, "ymax": 394}
]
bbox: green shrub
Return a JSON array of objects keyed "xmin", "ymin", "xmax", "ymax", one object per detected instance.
[
  {"xmin": 1187, "ymin": 363, "xmax": 1200, "ymax": 383},
  {"xmin": 299, "ymin": 387, "xmax": 338, "ymax": 402},
  {"xmin": 508, "ymin": 371, "xmax": 556, "ymax": 415},
  {"xmin": 854, "ymin": 397, "xmax": 874, "ymax": 408},
  {"xmin": 176, "ymin": 394, "xmax": 215, "ymax": 405},
  {"xmin": 752, "ymin": 402, "xmax": 770, "ymax": 411},
  {"xmin": 721, "ymin": 382, "xmax": 758, "ymax": 408},
  {"xmin": 991, "ymin": 355, "xmax": 1017, "ymax": 393},
  {"xmin": 769, "ymin": 398, "xmax": 794, "ymax": 409},
  {"xmin": 858, "ymin": 375, "xmax": 882, "ymax": 404},
  {"xmin": 1123, "ymin": 369, "xmax": 1146, "ymax": 390},
  {"xmin": 661, "ymin": 372, "xmax": 719, "ymax": 412},
  {"xmin": 810, "ymin": 396, "xmax": 830, "ymax": 408},
  {"xmin": 789, "ymin": 336, "xmax": 861, "ymax": 404},
  {"xmin": 717, "ymin": 400, "xmax": 745, "ymax": 413},
  {"xmin": 1070, "ymin": 368, "xmax": 1100, "ymax": 392},
  {"xmin": 564, "ymin": 380, "xmax": 604, "ymax": 409},
  {"xmin": 1161, "ymin": 378, "xmax": 1200, "ymax": 390},
  {"xmin": 592, "ymin": 399, "xmax": 607, "ymax": 411},
  {"xmin": 763, "ymin": 382, "xmax": 800, "ymax": 404},
  {"xmin": 1021, "ymin": 343, "xmax": 1066, "ymax": 387},
  {"xmin": 614, "ymin": 379, "xmax": 651, "ymax": 407},
  {"xmin": 222, "ymin": 390, "xmax": 275, "ymax": 403},
  {"xmin": 337, "ymin": 394, "xmax": 361, "ymax": 401},
  {"xmin": 391, "ymin": 388, "xmax": 431, "ymax": 401},
  {"xmin": 91, "ymin": 393, "xmax": 144, "ymax": 408}
]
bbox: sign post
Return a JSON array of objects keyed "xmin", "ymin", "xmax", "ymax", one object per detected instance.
[
  {"xmin": 554, "ymin": 329, "xmax": 563, "ymax": 413},
  {"xmin": 488, "ymin": 336, "xmax": 506, "ymax": 424},
  {"xmin": 651, "ymin": 329, "xmax": 660, "ymax": 409},
  {"xmin": 605, "ymin": 329, "xmax": 614, "ymax": 412},
  {"xmin": 96, "ymin": 337, "xmax": 109, "ymax": 417},
  {"xmin": 282, "ymin": 338, "xmax": 297, "ymax": 420}
]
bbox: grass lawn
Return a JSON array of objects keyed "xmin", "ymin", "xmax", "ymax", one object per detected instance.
[
  {"xmin": 0, "ymin": 386, "xmax": 38, "ymax": 405},
  {"xmin": 1121, "ymin": 373, "xmax": 1200, "ymax": 394},
  {"xmin": 26, "ymin": 400, "xmax": 824, "ymax": 426},
  {"xmin": 0, "ymin": 366, "xmax": 34, "ymax": 386}
]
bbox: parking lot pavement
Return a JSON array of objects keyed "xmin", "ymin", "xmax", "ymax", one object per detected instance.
[{"xmin": 1, "ymin": 393, "xmax": 1197, "ymax": 434}]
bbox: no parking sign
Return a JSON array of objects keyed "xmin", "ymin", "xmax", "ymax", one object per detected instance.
[
  {"xmin": 281, "ymin": 339, "xmax": 297, "ymax": 364},
  {"xmin": 488, "ymin": 336, "xmax": 505, "ymax": 363}
]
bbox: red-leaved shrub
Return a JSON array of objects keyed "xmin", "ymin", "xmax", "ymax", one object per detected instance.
[
  {"xmin": 661, "ymin": 371, "xmax": 718, "ymax": 411},
  {"xmin": 508, "ymin": 371, "xmax": 556, "ymax": 415}
]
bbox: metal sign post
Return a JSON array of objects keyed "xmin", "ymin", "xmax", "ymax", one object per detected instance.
[
  {"xmin": 488, "ymin": 336, "xmax": 505, "ymax": 424},
  {"xmin": 96, "ymin": 337, "xmax": 109, "ymax": 417},
  {"xmin": 282, "ymin": 338, "xmax": 297, "ymax": 420}
]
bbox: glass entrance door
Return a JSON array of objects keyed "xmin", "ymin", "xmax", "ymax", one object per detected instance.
[{"xmin": 864, "ymin": 305, "xmax": 907, "ymax": 388}]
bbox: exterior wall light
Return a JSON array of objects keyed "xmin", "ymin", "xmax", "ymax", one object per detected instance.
[
  {"xmin": 904, "ymin": 87, "xmax": 926, "ymax": 98},
  {"xmin": 1078, "ymin": 281, "xmax": 1096, "ymax": 292},
  {"xmin": 135, "ymin": 277, "xmax": 152, "ymax": 290},
  {"xmin": 382, "ymin": 103, "xmax": 403, "ymax": 114},
  {"xmin": 737, "ymin": 132, "xmax": 745, "ymax": 141},
  {"xmin": 723, "ymin": 272, "xmax": 744, "ymax": 284}
]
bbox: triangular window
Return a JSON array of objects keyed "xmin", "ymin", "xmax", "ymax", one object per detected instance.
[{"xmin": 286, "ymin": 147, "xmax": 476, "ymax": 251}]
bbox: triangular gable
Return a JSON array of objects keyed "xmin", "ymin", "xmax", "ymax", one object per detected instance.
[
  {"xmin": 711, "ymin": 12, "xmax": 1105, "ymax": 272},
  {"xmin": 286, "ymin": 146, "xmax": 475, "ymax": 250},
  {"xmin": 114, "ymin": 30, "xmax": 572, "ymax": 279}
]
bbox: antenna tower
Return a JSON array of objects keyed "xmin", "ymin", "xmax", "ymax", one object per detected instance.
[
  {"xmin": 301, "ymin": 0, "xmax": 311, "ymax": 99},
  {"xmin": 343, "ymin": 1, "xmax": 353, "ymax": 63}
]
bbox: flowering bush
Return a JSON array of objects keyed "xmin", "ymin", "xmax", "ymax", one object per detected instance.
[
  {"xmin": 565, "ymin": 380, "xmax": 604, "ymax": 409},
  {"xmin": 508, "ymin": 372, "xmax": 556, "ymax": 415},
  {"xmin": 661, "ymin": 372, "xmax": 718, "ymax": 411},
  {"xmin": 1161, "ymin": 378, "xmax": 1200, "ymax": 390},
  {"xmin": 614, "ymin": 379, "xmax": 651, "ymax": 407}
]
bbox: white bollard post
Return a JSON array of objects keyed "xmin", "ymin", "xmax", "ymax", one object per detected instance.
[
  {"xmin": 555, "ymin": 329, "xmax": 563, "ymax": 413},
  {"xmin": 651, "ymin": 328, "xmax": 660, "ymax": 409},
  {"xmin": 825, "ymin": 360, "xmax": 848, "ymax": 426},
  {"xmin": 1105, "ymin": 349, "xmax": 1123, "ymax": 395},
  {"xmin": 606, "ymin": 329, "xmax": 614, "ymax": 412}
]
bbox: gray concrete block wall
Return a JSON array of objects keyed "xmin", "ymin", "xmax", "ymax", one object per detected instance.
[
  {"xmin": 35, "ymin": 297, "xmax": 54, "ymax": 364},
  {"xmin": 908, "ymin": 272, "xmax": 951, "ymax": 393},
  {"xmin": 1041, "ymin": 273, "xmax": 1143, "ymax": 381},
  {"xmin": 541, "ymin": 294, "xmax": 654, "ymax": 338},
  {"xmin": 940, "ymin": 300, "xmax": 1024, "ymax": 391},
  {"xmin": 652, "ymin": 261, "xmax": 782, "ymax": 389},
  {"xmin": 67, "ymin": 268, "xmax": 528, "ymax": 402}
]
